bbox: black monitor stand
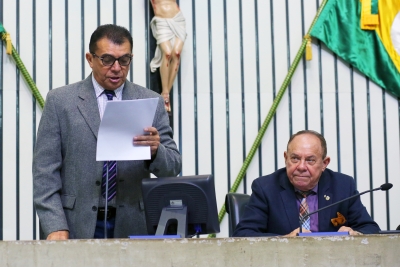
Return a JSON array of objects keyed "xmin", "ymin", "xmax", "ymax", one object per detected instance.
[{"xmin": 155, "ymin": 205, "xmax": 188, "ymax": 238}]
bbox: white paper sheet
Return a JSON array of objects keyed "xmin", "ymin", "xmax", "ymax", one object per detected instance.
[{"xmin": 96, "ymin": 98, "xmax": 159, "ymax": 161}]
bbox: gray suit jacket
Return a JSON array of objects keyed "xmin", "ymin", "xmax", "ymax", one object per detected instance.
[{"xmin": 33, "ymin": 75, "xmax": 181, "ymax": 239}]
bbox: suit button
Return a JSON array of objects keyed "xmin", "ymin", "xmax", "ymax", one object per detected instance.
[
  {"xmin": 96, "ymin": 181, "xmax": 101, "ymax": 186},
  {"xmin": 92, "ymin": 206, "xmax": 97, "ymax": 211}
]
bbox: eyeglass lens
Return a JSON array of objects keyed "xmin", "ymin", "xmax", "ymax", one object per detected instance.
[{"xmin": 102, "ymin": 55, "xmax": 131, "ymax": 66}]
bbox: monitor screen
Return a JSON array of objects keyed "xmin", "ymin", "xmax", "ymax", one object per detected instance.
[{"xmin": 141, "ymin": 174, "xmax": 220, "ymax": 238}]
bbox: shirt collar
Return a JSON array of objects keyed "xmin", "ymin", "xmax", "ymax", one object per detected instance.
[
  {"xmin": 92, "ymin": 74, "xmax": 124, "ymax": 98},
  {"xmin": 295, "ymin": 184, "xmax": 319, "ymax": 195}
]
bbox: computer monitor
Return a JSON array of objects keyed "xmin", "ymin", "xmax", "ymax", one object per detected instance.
[{"xmin": 141, "ymin": 174, "xmax": 220, "ymax": 238}]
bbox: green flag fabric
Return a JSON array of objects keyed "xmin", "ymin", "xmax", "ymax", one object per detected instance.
[
  {"xmin": 310, "ymin": 0, "xmax": 400, "ymax": 98},
  {"xmin": 0, "ymin": 22, "xmax": 5, "ymax": 33}
]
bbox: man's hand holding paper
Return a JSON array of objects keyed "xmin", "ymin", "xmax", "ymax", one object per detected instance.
[
  {"xmin": 96, "ymin": 98, "xmax": 159, "ymax": 161},
  {"xmin": 134, "ymin": 127, "xmax": 160, "ymax": 157}
]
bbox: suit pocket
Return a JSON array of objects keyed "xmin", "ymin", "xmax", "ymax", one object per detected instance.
[{"xmin": 61, "ymin": 194, "xmax": 76, "ymax": 210}]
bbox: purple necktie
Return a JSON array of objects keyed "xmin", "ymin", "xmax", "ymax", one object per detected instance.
[{"xmin": 101, "ymin": 90, "xmax": 117, "ymax": 202}]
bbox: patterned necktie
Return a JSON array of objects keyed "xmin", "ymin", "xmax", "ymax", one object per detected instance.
[
  {"xmin": 298, "ymin": 191, "xmax": 311, "ymax": 230},
  {"xmin": 101, "ymin": 90, "xmax": 117, "ymax": 202}
]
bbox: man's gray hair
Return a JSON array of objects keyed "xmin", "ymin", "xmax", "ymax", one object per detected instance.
[{"xmin": 287, "ymin": 130, "xmax": 327, "ymax": 159}]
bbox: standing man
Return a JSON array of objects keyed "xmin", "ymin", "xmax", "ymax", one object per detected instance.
[
  {"xmin": 33, "ymin": 24, "xmax": 182, "ymax": 240},
  {"xmin": 149, "ymin": 0, "xmax": 187, "ymax": 113},
  {"xmin": 233, "ymin": 130, "xmax": 380, "ymax": 237}
]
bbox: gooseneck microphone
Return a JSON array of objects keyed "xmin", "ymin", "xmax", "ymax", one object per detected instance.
[{"xmin": 299, "ymin": 183, "xmax": 393, "ymax": 234}]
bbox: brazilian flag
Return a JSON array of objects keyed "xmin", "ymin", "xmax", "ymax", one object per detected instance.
[{"xmin": 310, "ymin": 0, "xmax": 400, "ymax": 98}]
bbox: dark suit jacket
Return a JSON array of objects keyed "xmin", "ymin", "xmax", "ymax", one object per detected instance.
[
  {"xmin": 233, "ymin": 168, "xmax": 380, "ymax": 236},
  {"xmin": 33, "ymin": 75, "xmax": 182, "ymax": 239}
]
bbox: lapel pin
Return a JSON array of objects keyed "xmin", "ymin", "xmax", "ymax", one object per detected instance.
[{"xmin": 325, "ymin": 195, "xmax": 330, "ymax": 201}]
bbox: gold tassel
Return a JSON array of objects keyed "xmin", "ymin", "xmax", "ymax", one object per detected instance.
[
  {"xmin": 305, "ymin": 35, "xmax": 312, "ymax": 61},
  {"xmin": 5, "ymin": 33, "xmax": 12, "ymax": 55},
  {"xmin": 331, "ymin": 212, "xmax": 346, "ymax": 227}
]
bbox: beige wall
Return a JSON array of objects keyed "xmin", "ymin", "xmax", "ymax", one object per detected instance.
[
  {"xmin": 1, "ymin": 235, "xmax": 400, "ymax": 266},
  {"xmin": 1, "ymin": 0, "xmax": 399, "ymax": 240}
]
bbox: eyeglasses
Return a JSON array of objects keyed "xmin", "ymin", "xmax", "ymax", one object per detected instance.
[{"xmin": 91, "ymin": 53, "xmax": 132, "ymax": 66}]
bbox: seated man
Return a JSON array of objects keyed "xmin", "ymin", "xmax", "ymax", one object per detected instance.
[{"xmin": 233, "ymin": 130, "xmax": 380, "ymax": 237}]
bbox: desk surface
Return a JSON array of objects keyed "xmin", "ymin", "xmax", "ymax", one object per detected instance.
[{"xmin": 1, "ymin": 234, "xmax": 399, "ymax": 266}]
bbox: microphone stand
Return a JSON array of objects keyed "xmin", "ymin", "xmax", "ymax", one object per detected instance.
[
  {"xmin": 299, "ymin": 185, "xmax": 388, "ymax": 234},
  {"xmin": 104, "ymin": 163, "xmax": 109, "ymax": 239}
]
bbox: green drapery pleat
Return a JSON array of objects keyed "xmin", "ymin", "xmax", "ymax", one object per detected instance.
[{"xmin": 310, "ymin": 0, "xmax": 400, "ymax": 98}]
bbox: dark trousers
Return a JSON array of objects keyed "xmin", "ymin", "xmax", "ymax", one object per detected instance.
[{"xmin": 94, "ymin": 216, "xmax": 116, "ymax": 238}]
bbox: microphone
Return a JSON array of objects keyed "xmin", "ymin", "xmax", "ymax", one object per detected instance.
[
  {"xmin": 380, "ymin": 183, "xmax": 393, "ymax": 191},
  {"xmin": 299, "ymin": 183, "xmax": 393, "ymax": 234}
]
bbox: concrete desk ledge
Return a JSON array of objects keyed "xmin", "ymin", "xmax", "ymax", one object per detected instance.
[{"xmin": 1, "ymin": 234, "xmax": 399, "ymax": 266}]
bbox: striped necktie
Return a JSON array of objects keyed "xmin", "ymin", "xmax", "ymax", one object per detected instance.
[
  {"xmin": 298, "ymin": 191, "xmax": 311, "ymax": 230},
  {"xmin": 101, "ymin": 90, "xmax": 117, "ymax": 202}
]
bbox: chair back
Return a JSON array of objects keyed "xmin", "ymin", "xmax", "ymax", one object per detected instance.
[{"xmin": 225, "ymin": 193, "xmax": 250, "ymax": 236}]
